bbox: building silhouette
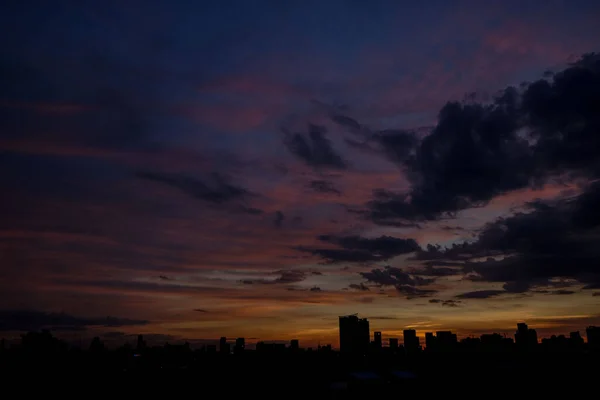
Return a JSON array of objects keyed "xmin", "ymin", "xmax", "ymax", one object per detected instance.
[
  {"xmin": 373, "ymin": 331, "xmax": 382, "ymax": 350},
  {"xmin": 234, "ymin": 338, "xmax": 245, "ymax": 354},
  {"xmin": 389, "ymin": 338, "xmax": 398, "ymax": 351},
  {"xmin": 339, "ymin": 314, "xmax": 370, "ymax": 355},
  {"xmin": 290, "ymin": 339, "xmax": 299, "ymax": 351},
  {"xmin": 586, "ymin": 326, "xmax": 599, "ymax": 349},
  {"xmin": 425, "ymin": 332, "xmax": 435, "ymax": 349},
  {"xmin": 219, "ymin": 337, "xmax": 230, "ymax": 354},
  {"xmin": 136, "ymin": 335, "xmax": 146, "ymax": 352},
  {"xmin": 403, "ymin": 329, "xmax": 419, "ymax": 352},
  {"xmin": 515, "ymin": 323, "xmax": 537, "ymax": 349}
]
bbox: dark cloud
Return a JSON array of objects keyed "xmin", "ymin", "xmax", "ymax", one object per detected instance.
[
  {"xmin": 374, "ymin": 129, "xmax": 419, "ymax": 164},
  {"xmin": 455, "ymin": 290, "xmax": 506, "ymax": 299},
  {"xmin": 193, "ymin": 309, "xmax": 209, "ymax": 313},
  {"xmin": 136, "ymin": 171, "xmax": 260, "ymax": 214},
  {"xmin": 241, "ymin": 270, "xmax": 307, "ymax": 285},
  {"xmin": 549, "ymin": 290, "xmax": 576, "ymax": 295},
  {"xmin": 103, "ymin": 331, "xmax": 126, "ymax": 338},
  {"xmin": 429, "ymin": 299, "xmax": 462, "ymax": 307},
  {"xmin": 450, "ymin": 182, "xmax": 600, "ymax": 293},
  {"xmin": 409, "ymin": 265, "xmax": 463, "ymax": 277},
  {"xmin": 274, "ymin": 211, "xmax": 285, "ymax": 228},
  {"xmin": 394, "ymin": 285, "xmax": 437, "ymax": 299},
  {"xmin": 356, "ymin": 53, "xmax": 600, "ymax": 223},
  {"xmin": 308, "ymin": 180, "xmax": 341, "ymax": 196},
  {"xmin": 349, "ymin": 283, "xmax": 370, "ymax": 291},
  {"xmin": 0, "ymin": 310, "xmax": 148, "ymax": 332},
  {"xmin": 158, "ymin": 275, "xmax": 172, "ymax": 281},
  {"xmin": 330, "ymin": 114, "xmax": 361, "ymax": 131},
  {"xmin": 301, "ymin": 234, "xmax": 420, "ymax": 263},
  {"xmin": 359, "ymin": 266, "xmax": 436, "ymax": 299},
  {"xmin": 309, "ymin": 286, "xmax": 322, "ymax": 292},
  {"xmin": 283, "ymin": 124, "xmax": 346, "ymax": 169}
]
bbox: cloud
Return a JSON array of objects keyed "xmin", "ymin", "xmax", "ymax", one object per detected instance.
[
  {"xmin": 330, "ymin": 114, "xmax": 361, "ymax": 131},
  {"xmin": 283, "ymin": 124, "xmax": 346, "ymax": 169},
  {"xmin": 549, "ymin": 290, "xmax": 576, "ymax": 296},
  {"xmin": 349, "ymin": 283, "xmax": 370, "ymax": 291},
  {"xmin": 359, "ymin": 266, "xmax": 436, "ymax": 299},
  {"xmin": 274, "ymin": 211, "xmax": 285, "ymax": 228},
  {"xmin": 409, "ymin": 265, "xmax": 463, "ymax": 277},
  {"xmin": 356, "ymin": 53, "xmax": 600, "ymax": 223},
  {"xmin": 241, "ymin": 270, "xmax": 307, "ymax": 285},
  {"xmin": 301, "ymin": 234, "xmax": 420, "ymax": 263},
  {"xmin": 308, "ymin": 180, "xmax": 341, "ymax": 196},
  {"xmin": 193, "ymin": 309, "xmax": 209, "ymax": 313},
  {"xmin": 455, "ymin": 290, "xmax": 506, "ymax": 299},
  {"xmin": 429, "ymin": 299, "xmax": 462, "ymax": 307},
  {"xmin": 374, "ymin": 129, "xmax": 420, "ymax": 165},
  {"xmin": 446, "ymin": 182, "xmax": 600, "ymax": 293},
  {"xmin": 0, "ymin": 310, "xmax": 148, "ymax": 332},
  {"xmin": 309, "ymin": 286, "xmax": 322, "ymax": 292},
  {"xmin": 136, "ymin": 171, "xmax": 260, "ymax": 214}
]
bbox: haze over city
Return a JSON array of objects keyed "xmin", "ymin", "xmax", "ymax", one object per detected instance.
[{"xmin": 2, "ymin": 0, "xmax": 600, "ymax": 349}]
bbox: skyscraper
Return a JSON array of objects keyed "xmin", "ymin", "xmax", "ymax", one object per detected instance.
[
  {"xmin": 586, "ymin": 326, "xmax": 599, "ymax": 349},
  {"xmin": 339, "ymin": 314, "xmax": 370, "ymax": 354},
  {"xmin": 515, "ymin": 323, "xmax": 537, "ymax": 349},
  {"xmin": 403, "ymin": 329, "xmax": 420, "ymax": 352},
  {"xmin": 374, "ymin": 331, "xmax": 382, "ymax": 349},
  {"xmin": 219, "ymin": 337, "xmax": 230, "ymax": 354},
  {"xmin": 234, "ymin": 338, "xmax": 245, "ymax": 354}
]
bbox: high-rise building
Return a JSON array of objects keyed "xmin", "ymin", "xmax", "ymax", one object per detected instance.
[
  {"xmin": 586, "ymin": 326, "xmax": 600, "ymax": 349},
  {"xmin": 515, "ymin": 323, "xmax": 537, "ymax": 348},
  {"xmin": 389, "ymin": 338, "xmax": 399, "ymax": 351},
  {"xmin": 403, "ymin": 329, "xmax": 420, "ymax": 352},
  {"xmin": 136, "ymin": 334, "xmax": 146, "ymax": 351},
  {"xmin": 339, "ymin": 314, "xmax": 370, "ymax": 354},
  {"xmin": 234, "ymin": 338, "xmax": 245, "ymax": 354},
  {"xmin": 219, "ymin": 337, "xmax": 230, "ymax": 354},
  {"xmin": 425, "ymin": 332, "xmax": 436, "ymax": 350},
  {"xmin": 290, "ymin": 339, "xmax": 299, "ymax": 350},
  {"xmin": 374, "ymin": 331, "xmax": 382, "ymax": 349}
]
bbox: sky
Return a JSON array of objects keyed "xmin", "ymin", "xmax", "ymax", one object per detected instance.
[{"xmin": 1, "ymin": 0, "xmax": 600, "ymax": 348}]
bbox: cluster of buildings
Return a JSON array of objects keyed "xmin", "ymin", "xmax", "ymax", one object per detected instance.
[
  {"xmin": 130, "ymin": 315, "xmax": 600, "ymax": 355},
  {"xmin": 338, "ymin": 314, "xmax": 600, "ymax": 354}
]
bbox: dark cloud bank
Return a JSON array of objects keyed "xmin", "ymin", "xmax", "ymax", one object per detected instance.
[
  {"xmin": 302, "ymin": 53, "xmax": 600, "ymax": 300},
  {"xmin": 0, "ymin": 310, "xmax": 148, "ymax": 332}
]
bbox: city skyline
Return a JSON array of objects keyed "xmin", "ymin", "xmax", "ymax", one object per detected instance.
[
  {"xmin": 2, "ymin": 1, "xmax": 600, "ymax": 347},
  {"xmin": 2, "ymin": 312, "xmax": 598, "ymax": 351}
]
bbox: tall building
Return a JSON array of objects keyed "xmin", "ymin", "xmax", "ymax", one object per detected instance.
[
  {"xmin": 290, "ymin": 339, "xmax": 299, "ymax": 350},
  {"xmin": 389, "ymin": 338, "xmax": 398, "ymax": 351},
  {"xmin": 515, "ymin": 323, "xmax": 537, "ymax": 348},
  {"xmin": 136, "ymin": 334, "xmax": 146, "ymax": 351},
  {"xmin": 425, "ymin": 332, "xmax": 436, "ymax": 349},
  {"xmin": 339, "ymin": 314, "xmax": 370, "ymax": 354},
  {"xmin": 374, "ymin": 331, "xmax": 382, "ymax": 349},
  {"xmin": 234, "ymin": 338, "xmax": 245, "ymax": 354},
  {"xmin": 586, "ymin": 326, "xmax": 600, "ymax": 349},
  {"xmin": 219, "ymin": 337, "xmax": 230, "ymax": 354},
  {"xmin": 436, "ymin": 331, "xmax": 458, "ymax": 350},
  {"xmin": 403, "ymin": 329, "xmax": 419, "ymax": 352}
]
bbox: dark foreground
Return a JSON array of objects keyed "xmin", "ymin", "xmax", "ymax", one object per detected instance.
[{"xmin": 2, "ymin": 351, "xmax": 599, "ymax": 397}]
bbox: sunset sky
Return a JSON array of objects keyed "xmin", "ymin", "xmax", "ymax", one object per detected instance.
[{"xmin": 2, "ymin": 0, "xmax": 600, "ymax": 348}]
